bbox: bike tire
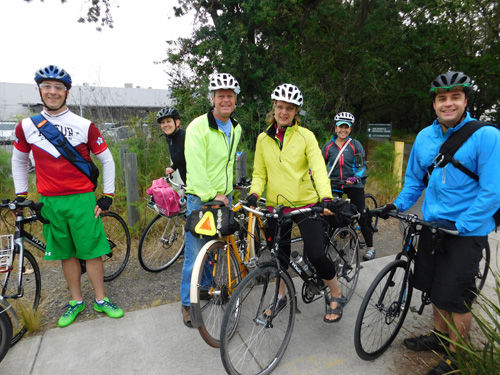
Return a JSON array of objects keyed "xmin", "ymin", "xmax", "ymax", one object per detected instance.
[
  {"xmin": 138, "ymin": 214, "xmax": 185, "ymax": 273},
  {"xmin": 327, "ymin": 225, "xmax": 360, "ymax": 303},
  {"xmin": 364, "ymin": 193, "xmax": 378, "ymax": 232},
  {"xmin": 0, "ymin": 310, "xmax": 13, "ymax": 363},
  {"xmin": 476, "ymin": 242, "xmax": 490, "ymax": 292},
  {"xmin": 220, "ymin": 265, "xmax": 296, "ymax": 375},
  {"xmin": 354, "ymin": 259, "xmax": 412, "ymax": 360},
  {"xmin": 1, "ymin": 249, "xmax": 42, "ymax": 346},
  {"xmin": 101, "ymin": 212, "xmax": 131, "ymax": 281},
  {"xmin": 190, "ymin": 240, "xmax": 242, "ymax": 348}
]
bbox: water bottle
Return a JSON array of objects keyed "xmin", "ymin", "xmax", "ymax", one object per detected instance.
[{"xmin": 291, "ymin": 251, "xmax": 313, "ymax": 278}]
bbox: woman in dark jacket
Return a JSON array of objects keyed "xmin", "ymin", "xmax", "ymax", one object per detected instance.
[{"xmin": 322, "ymin": 111, "xmax": 375, "ymax": 260}]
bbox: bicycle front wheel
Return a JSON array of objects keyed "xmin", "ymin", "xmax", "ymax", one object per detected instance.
[
  {"xmin": 327, "ymin": 226, "xmax": 360, "ymax": 303},
  {"xmin": 364, "ymin": 193, "xmax": 378, "ymax": 232},
  {"xmin": 354, "ymin": 259, "xmax": 412, "ymax": 360},
  {"xmin": 0, "ymin": 310, "xmax": 13, "ymax": 363},
  {"xmin": 476, "ymin": 242, "xmax": 490, "ymax": 292},
  {"xmin": 190, "ymin": 240, "xmax": 242, "ymax": 348},
  {"xmin": 101, "ymin": 212, "xmax": 131, "ymax": 281},
  {"xmin": 1, "ymin": 249, "xmax": 41, "ymax": 346},
  {"xmin": 138, "ymin": 214, "xmax": 185, "ymax": 272},
  {"xmin": 220, "ymin": 265, "xmax": 296, "ymax": 375}
]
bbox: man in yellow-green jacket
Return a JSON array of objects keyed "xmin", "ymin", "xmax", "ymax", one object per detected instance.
[{"xmin": 180, "ymin": 73, "xmax": 242, "ymax": 327}]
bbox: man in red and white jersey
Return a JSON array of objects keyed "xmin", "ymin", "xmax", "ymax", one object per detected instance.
[{"xmin": 11, "ymin": 65, "xmax": 124, "ymax": 327}]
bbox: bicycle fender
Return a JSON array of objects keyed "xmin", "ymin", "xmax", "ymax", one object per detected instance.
[{"xmin": 190, "ymin": 239, "xmax": 223, "ymax": 328}]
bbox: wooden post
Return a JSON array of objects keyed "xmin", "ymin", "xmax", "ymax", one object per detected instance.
[
  {"xmin": 122, "ymin": 152, "xmax": 140, "ymax": 227},
  {"xmin": 393, "ymin": 141, "xmax": 405, "ymax": 189},
  {"xmin": 236, "ymin": 151, "xmax": 247, "ymax": 183}
]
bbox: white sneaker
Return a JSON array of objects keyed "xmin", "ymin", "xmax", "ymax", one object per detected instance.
[{"xmin": 363, "ymin": 248, "xmax": 376, "ymax": 261}]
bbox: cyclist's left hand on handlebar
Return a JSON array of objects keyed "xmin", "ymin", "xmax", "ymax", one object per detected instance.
[
  {"xmin": 379, "ymin": 203, "xmax": 397, "ymax": 219},
  {"xmin": 165, "ymin": 167, "xmax": 174, "ymax": 175},
  {"xmin": 319, "ymin": 198, "xmax": 335, "ymax": 216},
  {"xmin": 433, "ymin": 219, "xmax": 457, "ymax": 231},
  {"xmin": 346, "ymin": 176, "xmax": 359, "ymax": 184},
  {"xmin": 245, "ymin": 193, "xmax": 258, "ymax": 208}
]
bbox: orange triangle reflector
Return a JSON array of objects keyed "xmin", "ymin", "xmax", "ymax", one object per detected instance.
[{"xmin": 195, "ymin": 211, "xmax": 217, "ymax": 236}]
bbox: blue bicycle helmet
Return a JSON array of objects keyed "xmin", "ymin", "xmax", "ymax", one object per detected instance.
[{"xmin": 34, "ymin": 65, "xmax": 72, "ymax": 89}]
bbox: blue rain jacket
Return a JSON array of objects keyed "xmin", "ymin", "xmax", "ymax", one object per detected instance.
[{"xmin": 394, "ymin": 112, "xmax": 500, "ymax": 236}]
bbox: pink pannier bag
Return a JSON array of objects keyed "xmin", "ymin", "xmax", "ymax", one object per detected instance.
[{"xmin": 146, "ymin": 178, "xmax": 181, "ymax": 216}]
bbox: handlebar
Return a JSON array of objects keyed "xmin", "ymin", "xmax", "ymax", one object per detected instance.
[
  {"xmin": 367, "ymin": 207, "xmax": 459, "ymax": 236},
  {"xmin": 164, "ymin": 174, "xmax": 186, "ymax": 190},
  {"xmin": 236, "ymin": 202, "xmax": 324, "ymax": 221},
  {"xmin": 0, "ymin": 199, "xmax": 50, "ymax": 224}
]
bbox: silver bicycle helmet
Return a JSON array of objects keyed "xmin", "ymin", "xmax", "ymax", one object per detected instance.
[
  {"xmin": 271, "ymin": 83, "xmax": 303, "ymax": 106},
  {"xmin": 430, "ymin": 71, "xmax": 472, "ymax": 98},
  {"xmin": 208, "ymin": 73, "xmax": 240, "ymax": 94},
  {"xmin": 156, "ymin": 107, "xmax": 180, "ymax": 123},
  {"xmin": 334, "ymin": 112, "xmax": 355, "ymax": 125}
]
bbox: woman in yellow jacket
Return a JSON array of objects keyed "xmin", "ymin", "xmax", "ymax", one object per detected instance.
[{"xmin": 247, "ymin": 83, "xmax": 345, "ymax": 323}]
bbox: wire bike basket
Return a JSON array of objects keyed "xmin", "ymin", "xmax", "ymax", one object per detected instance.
[{"xmin": 0, "ymin": 234, "xmax": 14, "ymax": 273}]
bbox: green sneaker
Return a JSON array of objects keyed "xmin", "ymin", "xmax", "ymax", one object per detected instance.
[
  {"xmin": 58, "ymin": 300, "xmax": 85, "ymax": 328},
  {"xmin": 93, "ymin": 297, "xmax": 124, "ymax": 318}
]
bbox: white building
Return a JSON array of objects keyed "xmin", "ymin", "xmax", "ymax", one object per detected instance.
[{"xmin": 0, "ymin": 82, "xmax": 174, "ymax": 124}]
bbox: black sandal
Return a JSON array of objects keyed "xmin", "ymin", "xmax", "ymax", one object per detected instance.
[
  {"xmin": 263, "ymin": 297, "xmax": 287, "ymax": 318},
  {"xmin": 324, "ymin": 294, "xmax": 346, "ymax": 323}
]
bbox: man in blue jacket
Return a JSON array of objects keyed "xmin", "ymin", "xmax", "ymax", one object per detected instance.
[{"xmin": 381, "ymin": 71, "xmax": 500, "ymax": 375}]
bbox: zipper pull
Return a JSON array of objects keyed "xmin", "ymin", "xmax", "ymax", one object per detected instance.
[{"xmin": 442, "ymin": 165, "xmax": 446, "ymax": 184}]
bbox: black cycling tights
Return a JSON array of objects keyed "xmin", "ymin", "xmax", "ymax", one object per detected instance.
[{"xmin": 266, "ymin": 213, "xmax": 336, "ymax": 280}]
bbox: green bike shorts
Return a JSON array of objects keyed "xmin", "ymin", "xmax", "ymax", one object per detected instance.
[{"xmin": 40, "ymin": 193, "xmax": 110, "ymax": 260}]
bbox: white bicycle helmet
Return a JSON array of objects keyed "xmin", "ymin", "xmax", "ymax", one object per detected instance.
[
  {"xmin": 271, "ymin": 83, "xmax": 303, "ymax": 106},
  {"xmin": 334, "ymin": 112, "xmax": 355, "ymax": 126},
  {"xmin": 208, "ymin": 73, "xmax": 240, "ymax": 94}
]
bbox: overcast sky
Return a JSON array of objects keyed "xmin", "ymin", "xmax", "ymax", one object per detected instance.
[{"xmin": 0, "ymin": 0, "xmax": 194, "ymax": 89}]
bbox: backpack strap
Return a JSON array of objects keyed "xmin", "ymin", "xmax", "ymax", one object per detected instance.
[
  {"xmin": 31, "ymin": 114, "xmax": 99, "ymax": 190},
  {"xmin": 423, "ymin": 121, "xmax": 492, "ymax": 186}
]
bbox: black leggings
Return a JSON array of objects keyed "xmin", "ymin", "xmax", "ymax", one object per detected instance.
[
  {"xmin": 333, "ymin": 187, "xmax": 373, "ymax": 247},
  {"xmin": 266, "ymin": 213, "xmax": 336, "ymax": 280}
]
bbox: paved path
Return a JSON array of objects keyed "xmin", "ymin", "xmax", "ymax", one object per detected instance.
[{"xmin": 1, "ymin": 237, "xmax": 498, "ymax": 375}]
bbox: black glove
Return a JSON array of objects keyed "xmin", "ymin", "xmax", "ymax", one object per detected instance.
[
  {"xmin": 245, "ymin": 193, "xmax": 258, "ymax": 208},
  {"xmin": 433, "ymin": 219, "xmax": 457, "ymax": 231},
  {"xmin": 96, "ymin": 196, "xmax": 113, "ymax": 211},
  {"xmin": 379, "ymin": 203, "xmax": 397, "ymax": 219}
]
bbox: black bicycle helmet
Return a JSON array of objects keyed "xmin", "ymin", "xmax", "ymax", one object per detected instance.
[
  {"xmin": 34, "ymin": 65, "xmax": 72, "ymax": 89},
  {"xmin": 156, "ymin": 107, "xmax": 180, "ymax": 123},
  {"xmin": 429, "ymin": 71, "xmax": 471, "ymax": 99}
]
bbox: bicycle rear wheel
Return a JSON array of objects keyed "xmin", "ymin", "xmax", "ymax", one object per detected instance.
[
  {"xmin": 138, "ymin": 214, "xmax": 185, "ymax": 272},
  {"xmin": 100, "ymin": 212, "xmax": 131, "ymax": 281},
  {"xmin": 190, "ymin": 240, "xmax": 242, "ymax": 348},
  {"xmin": 220, "ymin": 265, "xmax": 296, "ymax": 375},
  {"xmin": 364, "ymin": 193, "xmax": 378, "ymax": 232},
  {"xmin": 1, "ymin": 249, "xmax": 41, "ymax": 346},
  {"xmin": 354, "ymin": 259, "xmax": 412, "ymax": 360},
  {"xmin": 0, "ymin": 310, "xmax": 13, "ymax": 363},
  {"xmin": 327, "ymin": 226, "xmax": 360, "ymax": 302}
]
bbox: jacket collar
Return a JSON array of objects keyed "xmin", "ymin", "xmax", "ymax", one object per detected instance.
[
  {"xmin": 432, "ymin": 111, "xmax": 476, "ymax": 137},
  {"xmin": 265, "ymin": 120, "xmax": 298, "ymax": 138},
  {"xmin": 207, "ymin": 108, "xmax": 239, "ymax": 131}
]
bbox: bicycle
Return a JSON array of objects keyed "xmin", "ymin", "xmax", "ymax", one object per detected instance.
[
  {"xmin": 189, "ymin": 199, "xmax": 268, "ymax": 348},
  {"xmin": 0, "ymin": 198, "xmax": 130, "ymax": 348},
  {"xmin": 219, "ymin": 203, "xmax": 361, "ymax": 375},
  {"xmin": 138, "ymin": 175, "xmax": 187, "ymax": 272},
  {"xmin": 331, "ymin": 182, "xmax": 379, "ymax": 243},
  {"xmin": 353, "ymin": 209, "xmax": 490, "ymax": 361}
]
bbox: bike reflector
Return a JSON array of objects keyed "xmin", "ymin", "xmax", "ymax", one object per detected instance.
[{"xmin": 194, "ymin": 211, "xmax": 217, "ymax": 236}]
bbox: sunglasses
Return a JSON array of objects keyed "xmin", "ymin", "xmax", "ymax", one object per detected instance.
[{"xmin": 39, "ymin": 83, "xmax": 67, "ymax": 92}]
